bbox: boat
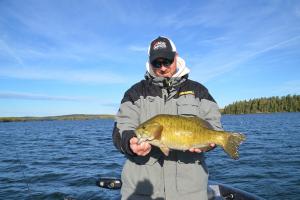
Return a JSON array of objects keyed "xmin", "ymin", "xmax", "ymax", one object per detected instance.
[
  {"xmin": 97, "ymin": 178, "xmax": 264, "ymax": 200},
  {"xmin": 207, "ymin": 181, "xmax": 264, "ymax": 200}
]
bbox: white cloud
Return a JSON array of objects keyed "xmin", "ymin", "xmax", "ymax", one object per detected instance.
[
  {"xmin": 0, "ymin": 66, "xmax": 128, "ymax": 84},
  {"xmin": 0, "ymin": 91, "xmax": 121, "ymax": 107},
  {"xmin": 0, "ymin": 91, "xmax": 86, "ymax": 101},
  {"xmin": 0, "ymin": 39, "xmax": 25, "ymax": 65},
  {"xmin": 128, "ymin": 45, "xmax": 147, "ymax": 52},
  {"xmin": 189, "ymin": 33, "xmax": 300, "ymax": 83}
]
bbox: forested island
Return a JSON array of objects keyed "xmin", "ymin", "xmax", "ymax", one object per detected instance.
[
  {"xmin": 0, "ymin": 114, "xmax": 115, "ymax": 122},
  {"xmin": 222, "ymin": 94, "xmax": 300, "ymax": 114}
]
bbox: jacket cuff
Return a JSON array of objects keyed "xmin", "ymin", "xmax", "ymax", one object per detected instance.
[{"xmin": 121, "ymin": 130, "xmax": 136, "ymax": 156}]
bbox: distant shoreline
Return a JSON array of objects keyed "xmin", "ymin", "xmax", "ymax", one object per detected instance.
[
  {"xmin": 0, "ymin": 114, "xmax": 115, "ymax": 122},
  {"xmin": 1, "ymin": 112, "xmax": 299, "ymax": 122}
]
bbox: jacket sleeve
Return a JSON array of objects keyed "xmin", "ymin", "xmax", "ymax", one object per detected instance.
[
  {"xmin": 199, "ymin": 89, "xmax": 223, "ymax": 131},
  {"xmin": 112, "ymin": 87, "xmax": 140, "ymax": 156}
]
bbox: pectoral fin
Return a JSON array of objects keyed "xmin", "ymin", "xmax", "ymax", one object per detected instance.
[
  {"xmin": 148, "ymin": 140, "xmax": 170, "ymax": 156},
  {"xmin": 160, "ymin": 145, "xmax": 170, "ymax": 156},
  {"xmin": 199, "ymin": 145, "xmax": 216, "ymax": 152}
]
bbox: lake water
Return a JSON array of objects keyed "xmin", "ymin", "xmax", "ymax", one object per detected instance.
[{"xmin": 0, "ymin": 113, "xmax": 299, "ymax": 200}]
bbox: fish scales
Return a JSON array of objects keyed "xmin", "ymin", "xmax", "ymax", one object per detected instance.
[{"xmin": 135, "ymin": 114, "xmax": 246, "ymax": 159}]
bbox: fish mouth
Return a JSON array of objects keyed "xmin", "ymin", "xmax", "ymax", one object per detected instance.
[
  {"xmin": 135, "ymin": 131, "xmax": 147, "ymax": 144},
  {"xmin": 135, "ymin": 130, "xmax": 153, "ymax": 144}
]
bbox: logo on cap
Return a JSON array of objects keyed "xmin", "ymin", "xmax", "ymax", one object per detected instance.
[{"xmin": 153, "ymin": 41, "xmax": 167, "ymax": 50}]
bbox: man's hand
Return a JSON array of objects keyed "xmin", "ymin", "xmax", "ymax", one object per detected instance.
[
  {"xmin": 130, "ymin": 137, "xmax": 152, "ymax": 156},
  {"xmin": 189, "ymin": 143, "xmax": 216, "ymax": 153}
]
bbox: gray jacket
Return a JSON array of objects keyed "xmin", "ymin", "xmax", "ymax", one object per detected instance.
[{"xmin": 112, "ymin": 66, "xmax": 222, "ymax": 200}]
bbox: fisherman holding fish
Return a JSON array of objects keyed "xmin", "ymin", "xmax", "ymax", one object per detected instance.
[{"xmin": 112, "ymin": 36, "xmax": 244, "ymax": 200}]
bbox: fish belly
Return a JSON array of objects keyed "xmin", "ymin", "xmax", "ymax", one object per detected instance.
[{"xmin": 160, "ymin": 125, "xmax": 221, "ymax": 150}]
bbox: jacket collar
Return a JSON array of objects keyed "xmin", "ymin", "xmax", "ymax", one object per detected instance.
[{"xmin": 145, "ymin": 72, "xmax": 188, "ymax": 88}]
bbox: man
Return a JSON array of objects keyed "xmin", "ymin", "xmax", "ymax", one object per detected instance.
[{"xmin": 112, "ymin": 36, "xmax": 223, "ymax": 200}]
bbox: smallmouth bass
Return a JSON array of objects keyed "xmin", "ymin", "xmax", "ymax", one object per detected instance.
[{"xmin": 135, "ymin": 114, "xmax": 246, "ymax": 159}]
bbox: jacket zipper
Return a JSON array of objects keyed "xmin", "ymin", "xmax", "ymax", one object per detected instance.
[{"xmin": 162, "ymin": 89, "xmax": 168, "ymax": 104}]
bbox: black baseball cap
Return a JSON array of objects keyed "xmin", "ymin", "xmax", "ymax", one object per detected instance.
[{"xmin": 148, "ymin": 36, "xmax": 177, "ymax": 64}]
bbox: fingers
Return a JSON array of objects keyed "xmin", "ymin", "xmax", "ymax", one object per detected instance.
[
  {"xmin": 189, "ymin": 148, "xmax": 202, "ymax": 153},
  {"xmin": 130, "ymin": 137, "xmax": 138, "ymax": 144},
  {"xmin": 137, "ymin": 142, "xmax": 151, "ymax": 156},
  {"xmin": 130, "ymin": 137, "xmax": 151, "ymax": 156}
]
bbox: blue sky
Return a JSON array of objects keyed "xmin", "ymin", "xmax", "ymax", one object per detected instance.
[{"xmin": 0, "ymin": 0, "xmax": 300, "ymax": 117}]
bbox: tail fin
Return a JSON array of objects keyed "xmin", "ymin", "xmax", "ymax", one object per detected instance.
[{"xmin": 223, "ymin": 133, "xmax": 246, "ymax": 160}]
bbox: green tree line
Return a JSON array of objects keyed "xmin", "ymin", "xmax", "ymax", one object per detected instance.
[{"xmin": 222, "ymin": 94, "xmax": 300, "ymax": 114}]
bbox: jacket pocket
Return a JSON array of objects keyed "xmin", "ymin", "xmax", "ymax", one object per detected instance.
[
  {"xmin": 176, "ymin": 95, "xmax": 200, "ymax": 117},
  {"xmin": 121, "ymin": 156, "xmax": 163, "ymax": 196},
  {"xmin": 176, "ymin": 151, "xmax": 208, "ymax": 194}
]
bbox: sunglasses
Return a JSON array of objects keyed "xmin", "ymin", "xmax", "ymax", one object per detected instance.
[{"xmin": 151, "ymin": 59, "xmax": 173, "ymax": 69}]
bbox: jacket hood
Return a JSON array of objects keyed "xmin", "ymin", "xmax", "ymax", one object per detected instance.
[
  {"xmin": 144, "ymin": 56, "xmax": 190, "ymax": 88},
  {"xmin": 145, "ymin": 56, "xmax": 190, "ymax": 78}
]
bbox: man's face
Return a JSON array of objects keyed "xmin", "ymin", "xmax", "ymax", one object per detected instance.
[{"xmin": 151, "ymin": 56, "xmax": 177, "ymax": 78}]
